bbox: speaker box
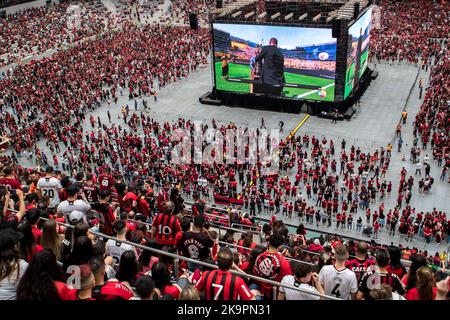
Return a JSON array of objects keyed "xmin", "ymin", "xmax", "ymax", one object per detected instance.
[
  {"xmin": 353, "ymin": 2, "xmax": 360, "ymax": 20},
  {"xmin": 216, "ymin": 0, "xmax": 223, "ymax": 8},
  {"xmin": 0, "ymin": 10, "xmax": 6, "ymax": 19},
  {"xmin": 189, "ymin": 13, "xmax": 198, "ymax": 30},
  {"xmin": 332, "ymin": 20, "xmax": 340, "ymax": 38}
]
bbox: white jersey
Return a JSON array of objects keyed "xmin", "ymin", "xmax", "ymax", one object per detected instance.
[
  {"xmin": 105, "ymin": 239, "xmax": 137, "ymax": 270},
  {"xmin": 37, "ymin": 177, "xmax": 62, "ymax": 208},
  {"xmin": 279, "ymin": 275, "xmax": 321, "ymax": 300},
  {"xmin": 319, "ymin": 265, "xmax": 358, "ymax": 300},
  {"xmin": 57, "ymin": 199, "xmax": 91, "ymax": 223}
]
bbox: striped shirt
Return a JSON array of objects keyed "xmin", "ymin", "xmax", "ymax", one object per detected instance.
[
  {"xmin": 152, "ymin": 213, "xmax": 181, "ymax": 246},
  {"xmin": 196, "ymin": 270, "xmax": 253, "ymax": 300}
]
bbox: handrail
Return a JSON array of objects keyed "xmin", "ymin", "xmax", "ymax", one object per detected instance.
[
  {"xmin": 36, "ymin": 216, "xmax": 341, "ymax": 300},
  {"xmin": 217, "ymin": 240, "xmax": 316, "ymax": 267},
  {"xmin": 231, "ymin": 223, "xmax": 261, "ymax": 231},
  {"xmin": 4, "ymin": 206, "xmax": 448, "ymax": 274},
  {"xmin": 126, "ymin": 216, "xmax": 259, "ymax": 236}
]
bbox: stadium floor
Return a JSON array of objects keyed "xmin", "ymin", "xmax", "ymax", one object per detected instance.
[{"xmin": 3, "ymin": 60, "xmax": 449, "ymax": 253}]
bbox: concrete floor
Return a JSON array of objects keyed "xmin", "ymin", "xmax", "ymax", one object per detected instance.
[{"xmin": 4, "ymin": 55, "xmax": 449, "ymax": 253}]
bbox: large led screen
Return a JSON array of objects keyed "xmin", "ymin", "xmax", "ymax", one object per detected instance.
[
  {"xmin": 344, "ymin": 7, "xmax": 373, "ymax": 99},
  {"xmin": 213, "ymin": 23, "xmax": 337, "ymax": 102}
]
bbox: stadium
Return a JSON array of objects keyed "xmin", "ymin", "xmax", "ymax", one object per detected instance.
[{"xmin": 0, "ymin": 0, "xmax": 449, "ymax": 314}]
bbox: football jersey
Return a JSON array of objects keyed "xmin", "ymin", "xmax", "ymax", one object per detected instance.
[
  {"xmin": 279, "ymin": 275, "xmax": 321, "ymax": 300},
  {"xmin": 195, "ymin": 269, "xmax": 253, "ymax": 300},
  {"xmin": 57, "ymin": 199, "xmax": 91, "ymax": 223},
  {"xmin": 152, "ymin": 213, "xmax": 181, "ymax": 246},
  {"xmin": 345, "ymin": 257, "xmax": 376, "ymax": 282},
  {"xmin": 98, "ymin": 174, "xmax": 114, "ymax": 191},
  {"xmin": 36, "ymin": 177, "xmax": 62, "ymax": 208},
  {"xmin": 82, "ymin": 184, "xmax": 100, "ymax": 203},
  {"xmin": 0, "ymin": 178, "xmax": 22, "ymax": 191},
  {"xmin": 105, "ymin": 239, "xmax": 137, "ymax": 270},
  {"xmin": 319, "ymin": 265, "xmax": 358, "ymax": 300},
  {"xmin": 358, "ymin": 269, "xmax": 406, "ymax": 300},
  {"xmin": 92, "ymin": 280, "xmax": 134, "ymax": 300},
  {"xmin": 253, "ymin": 251, "xmax": 292, "ymax": 297}
]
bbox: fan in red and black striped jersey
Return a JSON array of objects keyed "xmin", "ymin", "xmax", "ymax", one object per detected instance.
[
  {"xmin": 151, "ymin": 201, "xmax": 181, "ymax": 247},
  {"xmin": 90, "ymin": 190, "xmax": 117, "ymax": 236},
  {"xmin": 196, "ymin": 247, "xmax": 257, "ymax": 300},
  {"xmin": 356, "ymin": 248, "xmax": 406, "ymax": 300},
  {"xmin": 345, "ymin": 241, "xmax": 376, "ymax": 282}
]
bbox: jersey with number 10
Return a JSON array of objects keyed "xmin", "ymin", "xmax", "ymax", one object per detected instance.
[{"xmin": 152, "ymin": 213, "xmax": 181, "ymax": 246}]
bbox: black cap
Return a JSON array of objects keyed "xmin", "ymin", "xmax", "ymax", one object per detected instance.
[{"xmin": 0, "ymin": 228, "xmax": 24, "ymax": 250}]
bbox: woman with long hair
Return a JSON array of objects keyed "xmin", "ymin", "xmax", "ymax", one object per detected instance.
[
  {"xmin": 179, "ymin": 285, "xmax": 201, "ymax": 300},
  {"xmin": 41, "ymin": 220, "xmax": 62, "ymax": 261},
  {"xmin": 17, "ymin": 221, "xmax": 43, "ymax": 263},
  {"xmin": 63, "ymin": 236, "xmax": 93, "ymax": 272},
  {"xmin": 240, "ymin": 245, "xmax": 266, "ymax": 275},
  {"xmin": 151, "ymin": 262, "xmax": 181, "ymax": 300},
  {"xmin": 296, "ymin": 223, "xmax": 306, "ymax": 237},
  {"xmin": 405, "ymin": 266, "xmax": 437, "ymax": 300},
  {"xmin": 402, "ymin": 254, "xmax": 428, "ymax": 291},
  {"xmin": 16, "ymin": 249, "xmax": 70, "ymax": 300},
  {"xmin": 61, "ymin": 223, "xmax": 93, "ymax": 263},
  {"xmin": 387, "ymin": 245, "xmax": 407, "ymax": 278},
  {"xmin": 116, "ymin": 250, "xmax": 140, "ymax": 287},
  {"xmin": 0, "ymin": 228, "xmax": 28, "ymax": 300}
]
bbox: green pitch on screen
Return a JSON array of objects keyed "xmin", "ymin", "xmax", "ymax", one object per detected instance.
[
  {"xmin": 344, "ymin": 62, "xmax": 356, "ymax": 99},
  {"xmin": 344, "ymin": 49, "xmax": 369, "ymax": 100},
  {"xmin": 215, "ymin": 62, "xmax": 335, "ymax": 102},
  {"xmin": 359, "ymin": 50, "xmax": 369, "ymax": 77}
]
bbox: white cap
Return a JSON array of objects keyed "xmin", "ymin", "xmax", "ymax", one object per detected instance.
[{"xmin": 69, "ymin": 211, "xmax": 83, "ymax": 224}]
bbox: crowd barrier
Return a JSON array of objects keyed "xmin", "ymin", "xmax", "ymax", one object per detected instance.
[{"xmin": 36, "ymin": 216, "xmax": 341, "ymax": 300}]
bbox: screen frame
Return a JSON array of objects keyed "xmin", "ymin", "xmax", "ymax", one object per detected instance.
[{"xmin": 210, "ymin": 21, "xmax": 338, "ymax": 103}]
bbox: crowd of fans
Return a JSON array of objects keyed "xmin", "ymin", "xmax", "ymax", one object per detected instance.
[
  {"xmin": 370, "ymin": 0, "xmax": 449, "ymax": 66},
  {"xmin": 0, "ymin": 0, "xmax": 448, "ymax": 301},
  {"xmin": 0, "ymin": 173, "xmax": 448, "ymax": 300},
  {"xmin": 0, "ymin": 22, "xmax": 210, "ymax": 152},
  {"xmin": 0, "ymin": 0, "xmax": 129, "ymax": 67}
]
